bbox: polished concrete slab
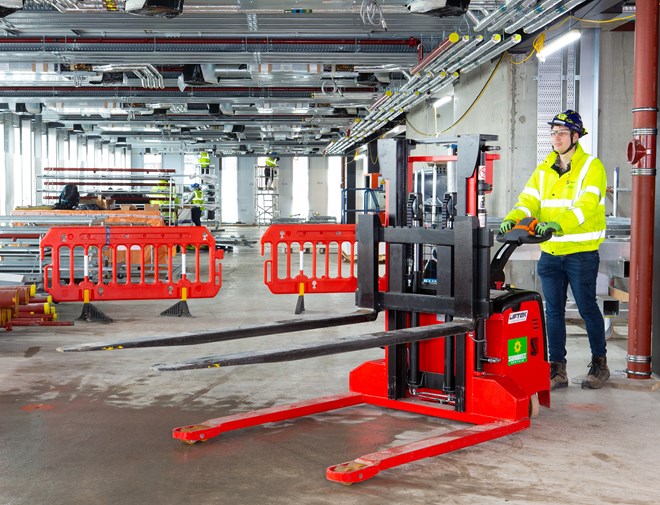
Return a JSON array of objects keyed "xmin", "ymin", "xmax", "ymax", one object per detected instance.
[{"xmin": 1, "ymin": 226, "xmax": 658, "ymax": 505}]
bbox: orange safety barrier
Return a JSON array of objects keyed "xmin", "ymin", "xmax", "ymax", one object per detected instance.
[
  {"xmin": 41, "ymin": 226, "xmax": 222, "ymax": 303},
  {"xmin": 262, "ymin": 223, "xmax": 387, "ymax": 295}
]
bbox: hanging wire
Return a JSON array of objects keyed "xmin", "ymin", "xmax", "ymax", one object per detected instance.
[
  {"xmin": 360, "ymin": 0, "xmax": 388, "ymax": 31},
  {"xmin": 509, "ymin": 11, "xmax": 636, "ymax": 65},
  {"xmin": 402, "ymin": 9, "xmax": 637, "ymax": 138},
  {"xmin": 572, "ymin": 13, "xmax": 636, "ymax": 24},
  {"xmin": 441, "ymin": 53, "xmax": 506, "ymax": 133},
  {"xmin": 508, "ymin": 32, "xmax": 545, "ymax": 65},
  {"xmin": 404, "ymin": 52, "xmax": 506, "ymax": 137}
]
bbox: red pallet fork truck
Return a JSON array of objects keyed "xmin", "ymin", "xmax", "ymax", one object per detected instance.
[{"xmin": 59, "ymin": 135, "xmax": 551, "ymax": 484}]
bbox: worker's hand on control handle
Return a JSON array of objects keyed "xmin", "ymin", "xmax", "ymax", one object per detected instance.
[
  {"xmin": 535, "ymin": 221, "xmax": 561, "ymax": 237},
  {"xmin": 499, "ymin": 219, "xmax": 515, "ymax": 235}
]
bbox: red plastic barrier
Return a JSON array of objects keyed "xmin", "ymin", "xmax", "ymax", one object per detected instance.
[
  {"xmin": 261, "ymin": 224, "xmax": 359, "ymax": 294},
  {"xmin": 41, "ymin": 226, "xmax": 222, "ymax": 303}
]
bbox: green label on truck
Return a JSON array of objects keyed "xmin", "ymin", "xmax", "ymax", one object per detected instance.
[{"xmin": 508, "ymin": 337, "xmax": 528, "ymax": 366}]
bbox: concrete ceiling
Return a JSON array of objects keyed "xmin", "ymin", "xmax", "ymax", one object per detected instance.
[{"xmin": 0, "ymin": 0, "xmax": 633, "ymax": 156}]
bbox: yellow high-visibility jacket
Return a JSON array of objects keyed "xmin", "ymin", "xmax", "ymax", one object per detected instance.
[
  {"xmin": 504, "ymin": 143, "xmax": 606, "ymax": 256},
  {"xmin": 191, "ymin": 188, "xmax": 205, "ymax": 210}
]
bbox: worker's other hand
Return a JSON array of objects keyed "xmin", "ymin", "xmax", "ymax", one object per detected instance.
[
  {"xmin": 535, "ymin": 221, "xmax": 561, "ymax": 236},
  {"xmin": 499, "ymin": 220, "xmax": 515, "ymax": 234}
]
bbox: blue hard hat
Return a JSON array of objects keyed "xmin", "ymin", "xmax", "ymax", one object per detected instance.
[
  {"xmin": 190, "ymin": 183, "xmax": 200, "ymax": 189},
  {"xmin": 548, "ymin": 109, "xmax": 588, "ymax": 137}
]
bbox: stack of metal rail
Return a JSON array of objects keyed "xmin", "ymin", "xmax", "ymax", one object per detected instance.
[{"xmin": 0, "ymin": 215, "xmax": 100, "ymax": 285}]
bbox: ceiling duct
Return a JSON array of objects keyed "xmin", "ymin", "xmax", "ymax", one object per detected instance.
[
  {"xmin": 0, "ymin": 0, "xmax": 21, "ymax": 17},
  {"xmin": 125, "ymin": 0, "xmax": 184, "ymax": 18},
  {"xmin": 10, "ymin": 103, "xmax": 41, "ymax": 115},
  {"xmin": 180, "ymin": 64, "xmax": 214, "ymax": 86},
  {"xmin": 406, "ymin": 0, "xmax": 470, "ymax": 17},
  {"xmin": 214, "ymin": 65, "xmax": 251, "ymax": 80},
  {"xmin": 93, "ymin": 64, "xmax": 163, "ymax": 89}
]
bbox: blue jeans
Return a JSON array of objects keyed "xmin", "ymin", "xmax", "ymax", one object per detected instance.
[{"xmin": 537, "ymin": 250, "xmax": 606, "ymax": 363}]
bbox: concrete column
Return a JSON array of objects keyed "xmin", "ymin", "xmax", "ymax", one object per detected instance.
[
  {"xmin": 236, "ymin": 156, "xmax": 256, "ymax": 224},
  {"xmin": 278, "ymin": 157, "xmax": 294, "ymax": 218},
  {"xmin": 308, "ymin": 157, "xmax": 328, "ymax": 216}
]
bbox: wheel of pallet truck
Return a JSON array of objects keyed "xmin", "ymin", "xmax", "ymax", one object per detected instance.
[{"xmin": 528, "ymin": 393, "xmax": 540, "ymax": 419}]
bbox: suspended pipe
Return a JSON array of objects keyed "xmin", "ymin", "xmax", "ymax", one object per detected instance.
[
  {"xmin": 461, "ymin": 34, "xmax": 521, "ymax": 74},
  {"xmin": 410, "ymin": 34, "xmax": 459, "ymax": 75},
  {"xmin": 422, "ymin": 35, "xmax": 469, "ymax": 75},
  {"xmin": 448, "ymin": 34, "xmax": 501, "ymax": 74},
  {"xmin": 473, "ymin": 0, "xmax": 520, "ymax": 32},
  {"xmin": 0, "ymin": 36, "xmax": 422, "ymax": 48},
  {"xmin": 483, "ymin": 0, "xmax": 528, "ymax": 32},
  {"xmin": 626, "ymin": 0, "xmax": 658, "ymax": 380},
  {"xmin": 488, "ymin": 5, "xmax": 524, "ymax": 32},
  {"xmin": 444, "ymin": 36, "xmax": 484, "ymax": 73},
  {"xmin": 504, "ymin": 0, "xmax": 563, "ymax": 34},
  {"xmin": 522, "ymin": 0, "xmax": 590, "ymax": 34}
]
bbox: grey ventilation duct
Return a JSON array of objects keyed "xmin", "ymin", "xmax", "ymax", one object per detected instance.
[
  {"xmin": 0, "ymin": 0, "xmax": 21, "ymax": 18},
  {"xmin": 406, "ymin": 0, "xmax": 470, "ymax": 17},
  {"xmin": 125, "ymin": 0, "xmax": 184, "ymax": 18},
  {"xmin": 10, "ymin": 103, "xmax": 42, "ymax": 115}
]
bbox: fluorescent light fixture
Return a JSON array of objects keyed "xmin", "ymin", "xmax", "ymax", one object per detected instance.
[
  {"xmin": 536, "ymin": 30, "xmax": 581, "ymax": 63},
  {"xmin": 433, "ymin": 95, "xmax": 453, "ymax": 108}
]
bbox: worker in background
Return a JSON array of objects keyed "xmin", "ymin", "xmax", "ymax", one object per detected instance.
[
  {"xmin": 499, "ymin": 110, "xmax": 608, "ymax": 390},
  {"xmin": 199, "ymin": 151, "xmax": 211, "ymax": 170},
  {"xmin": 264, "ymin": 156, "xmax": 279, "ymax": 189},
  {"xmin": 150, "ymin": 179, "xmax": 179, "ymax": 225},
  {"xmin": 186, "ymin": 182, "xmax": 205, "ymax": 226}
]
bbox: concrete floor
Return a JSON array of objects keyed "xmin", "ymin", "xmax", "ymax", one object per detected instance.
[{"xmin": 1, "ymin": 225, "xmax": 658, "ymax": 505}]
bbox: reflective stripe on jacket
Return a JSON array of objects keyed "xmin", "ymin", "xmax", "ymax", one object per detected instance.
[{"xmin": 504, "ymin": 143, "xmax": 606, "ymax": 255}]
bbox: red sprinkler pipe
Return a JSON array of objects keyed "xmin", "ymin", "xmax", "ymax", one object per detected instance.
[
  {"xmin": 410, "ymin": 33, "xmax": 459, "ymax": 75},
  {"xmin": 626, "ymin": 0, "xmax": 658, "ymax": 379}
]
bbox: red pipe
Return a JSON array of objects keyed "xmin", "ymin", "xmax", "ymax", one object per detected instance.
[
  {"xmin": 0, "ymin": 37, "xmax": 420, "ymax": 47},
  {"xmin": 410, "ymin": 34, "xmax": 458, "ymax": 75},
  {"xmin": 0, "ymin": 86, "xmax": 376, "ymax": 94},
  {"xmin": 626, "ymin": 0, "xmax": 658, "ymax": 379}
]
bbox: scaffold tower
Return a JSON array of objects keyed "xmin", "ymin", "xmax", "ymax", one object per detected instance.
[{"xmin": 255, "ymin": 163, "xmax": 279, "ymax": 225}]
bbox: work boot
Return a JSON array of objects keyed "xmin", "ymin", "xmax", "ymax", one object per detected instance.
[
  {"xmin": 582, "ymin": 355, "xmax": 610, "ymax": 389},
  {"xmin": 550, "ymin": 362, "xmax": 568, "ymax": 390}
]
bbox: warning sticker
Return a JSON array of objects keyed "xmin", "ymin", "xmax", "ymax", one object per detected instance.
[{"xmin": 508, "ymin": 337, "xmax": 528, "ymax": 366}]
